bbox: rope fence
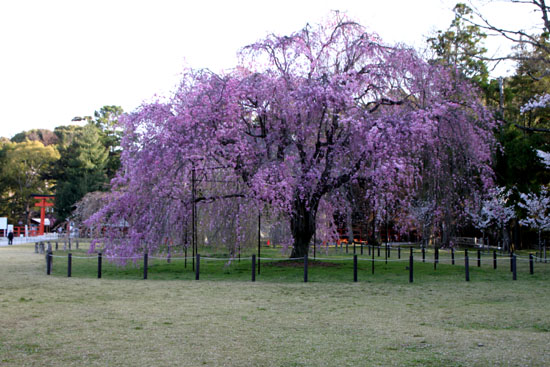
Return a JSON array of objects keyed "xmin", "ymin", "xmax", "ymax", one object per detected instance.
[{"xmin": 41, "ymin": 246, "xmax": 550, "ymax": 283}]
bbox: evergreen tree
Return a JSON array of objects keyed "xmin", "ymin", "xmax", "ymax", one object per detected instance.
[{"xmin": 54, "ymin": 124, "xmax": 108, "ymax": 221}]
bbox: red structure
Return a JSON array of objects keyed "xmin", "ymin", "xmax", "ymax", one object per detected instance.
[{"xmin": 32, "ymin": 195, "xmax": 54, "ymax": 235}]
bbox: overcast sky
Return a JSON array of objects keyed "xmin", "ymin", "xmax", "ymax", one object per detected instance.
[{"xmin": 0, "ymin": 0, "xmax": 540, "ymax": 138}]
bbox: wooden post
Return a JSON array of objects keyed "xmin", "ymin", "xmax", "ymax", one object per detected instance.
[
  {"xmin": 313, "ymin": 231, "xmax": 316, "ymax": 260},
  {"xmin": 409, "ymin": 247, "xmax": 413, "ymax": 283},
  {"xmin": 143, "ymin": 253, "xmax": 148, "ymax": 280},
  {"xmin": 304, "ymin": 254, "xmax": 308, "ymax": 283},
  {"xmin": 46, "ymin": 251, "xmax": 52, "ymax": 275},
  {"xmin": 195, "ymin": 254, "xmax": 200, "ymax": 280},
  {"xmin": 251, "ymin": 254, "xmax": 256, "ymax": 282},
  {"xmin": 258, "ymin": 212, "xmax": 261, "ymax": 275},
  {"xmin": 512, "ymin": 254, "xmax": 517, "ymax": 281},
  {"xmin": 98, "ymin": 252, "xmax": 102, "ymax": 279},
  {"xmin": 451, "ymin": 248, "xmax": 455, "ymax": 265},
  {"xmin": 353, "ymin": 255, "xmax": 358, "ymax": 282},
  {"xmin": 465, "ymin": 249, "xmax": 470, "ymax": 282},
  {"xmin": 372, "ymin": 244, "xmax": 375, "ymax": 274},
  {"xmin": 191, "ymin": 167, "xmax": 196, "ymax": 272}
]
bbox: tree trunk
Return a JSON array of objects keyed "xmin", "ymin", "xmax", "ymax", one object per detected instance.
[
  {"xmin": 501, "ymin": 225, "xmax": 511, "ymax": 253},
  {"xmin": 290, "ymin": 199, "xmax": 317, "ymax": 258}
]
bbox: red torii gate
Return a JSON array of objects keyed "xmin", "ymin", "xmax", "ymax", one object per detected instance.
[{"xmin": 32, "ymin": 194, "xmax": 54, "ymax": 236}]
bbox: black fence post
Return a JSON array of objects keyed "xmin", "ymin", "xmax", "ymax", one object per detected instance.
[
  {"xmin": 143, "ymin": 253, "xmax": 148, "ymax": 280},
  {"xmin": 434, "ymin": 247, "xmax": 439, "ymax": 270},
  {"xmin": 422, "ymin": 247, "xmax": 425, "ymax": 263},
  {"xmin": 530, "ymin": 254, "xmax": 534, "ymax": 275},
  {"xmin": 346, "ymin": 242, "xmax": 348, "ymax": 254},
  {"xmin": 493, "ymin": 251, "xmax": 497, "ymax": 270},
  {"xmin": 98, "ymin": 252, "xmax": 102, "ymax": 279},
  {"xmin": 360, "ymin": 242, "xmax": 363, "ymax": 255},
  {"xmin": 184, "ymin": 246, "xmax": 187, "ymax": 268},
  {"xmin": 353, "ymin": 255, "xmax": 358, "ymax": 282},
  {"xmin": 67, "ymin": 253, "xmax": 72, "ymax": 277},
  {"xmin": 252, "ymin": 254, "xmax": 256, "ymax": 282},
  {"xmin": 512, "ymin": 254, "xmax": 517, "ymax": 280},
  {"xmin": 409, "ymin": 248, "xmax": 413, "ymax": 283},
  {"xmin": 398, "ymin": 246, "xmax": 401, "ymax": 259},
  {"xmin": 451, "ymin": 248, "xmax": 455, "ymax": 265},
  {"xmin": 46, "ymin": 251, "xmax": 52, "ymax": 275},
  {"xmin": 313, "ymin": 237, "xmax": 317, "ymax": 260},
  {"xmin": 368, "ymin": 244, "xmax": 371, "ymax": 256},
  {"xmin": 477, "ymin": 249, "xmax": 481, "ymax": 267},
  {"xmin": 195, "ymin": 254, "xmax": 200, "ymax": 280},
  {"xmin": 371, "ymin": 245, "xmax": 375, "ymax": 274},
  {"xmin": 510, "ymin": 252, "xmax": 514, "ymax": 272},
  {"xmin": 304, "ymin": 255, "xmax": 308, "ymax": 283},
  {"xmin": 377, "ymin": 246, "xmax": 380, "ymax": 257},
  {"xmin": 353, "ymin": 241, "xmax": 356, "ymax": 255},
  {"xmin": 388, "ymin": 244, "xmax": 391, "ymax": 259},
  {"xmin": 465, "ymin": 249, "xmax": 470, "ymax": 282}
]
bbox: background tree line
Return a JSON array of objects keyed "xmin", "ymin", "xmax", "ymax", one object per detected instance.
[
  {"xmin": 427, "ymin": 1, "xmax": 549, "ymax": 249},
  {"xmin": 0, "ymin": 106, "xmax": 123, "ymax": 228}
]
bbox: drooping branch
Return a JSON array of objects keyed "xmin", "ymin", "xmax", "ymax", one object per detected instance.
[
  {"xmin": 194, "ymin": 193, "xmax": 247, "ymax": 204},
  {"xmin": 514, "ymin": 123, "xmax": 550, "ymax": 133}
]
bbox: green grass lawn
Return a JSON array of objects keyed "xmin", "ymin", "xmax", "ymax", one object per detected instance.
[{"xmin": 1, "ymin": 243, "xmax": 550, "ymax": 366}]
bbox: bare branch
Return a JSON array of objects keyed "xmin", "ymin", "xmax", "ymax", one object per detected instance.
[{"xmin": 514, "ymin": 123, "xmax": 550, "ymax": 133}]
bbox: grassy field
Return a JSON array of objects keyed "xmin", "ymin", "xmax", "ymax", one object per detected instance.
[{"xmin": 1, "ymin": 243, "xmax": 550, "ymax": 366}]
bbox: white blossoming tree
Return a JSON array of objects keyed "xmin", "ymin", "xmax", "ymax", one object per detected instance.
[
  {"xmin": 468, "ymin": 187, "xmax": 515, "ymax": 251},
  {"xmin": 519, "ymin": 187, "xmax": 550, "ymax": 251}
]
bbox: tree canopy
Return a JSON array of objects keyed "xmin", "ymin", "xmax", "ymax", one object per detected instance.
[
  {"xmin": 91, "ymin": 15, "xmax": 496, "ymax": 259},
  {"xmin": 0, "ymin": 141, "xmax": 59, "ymax": 226}
]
